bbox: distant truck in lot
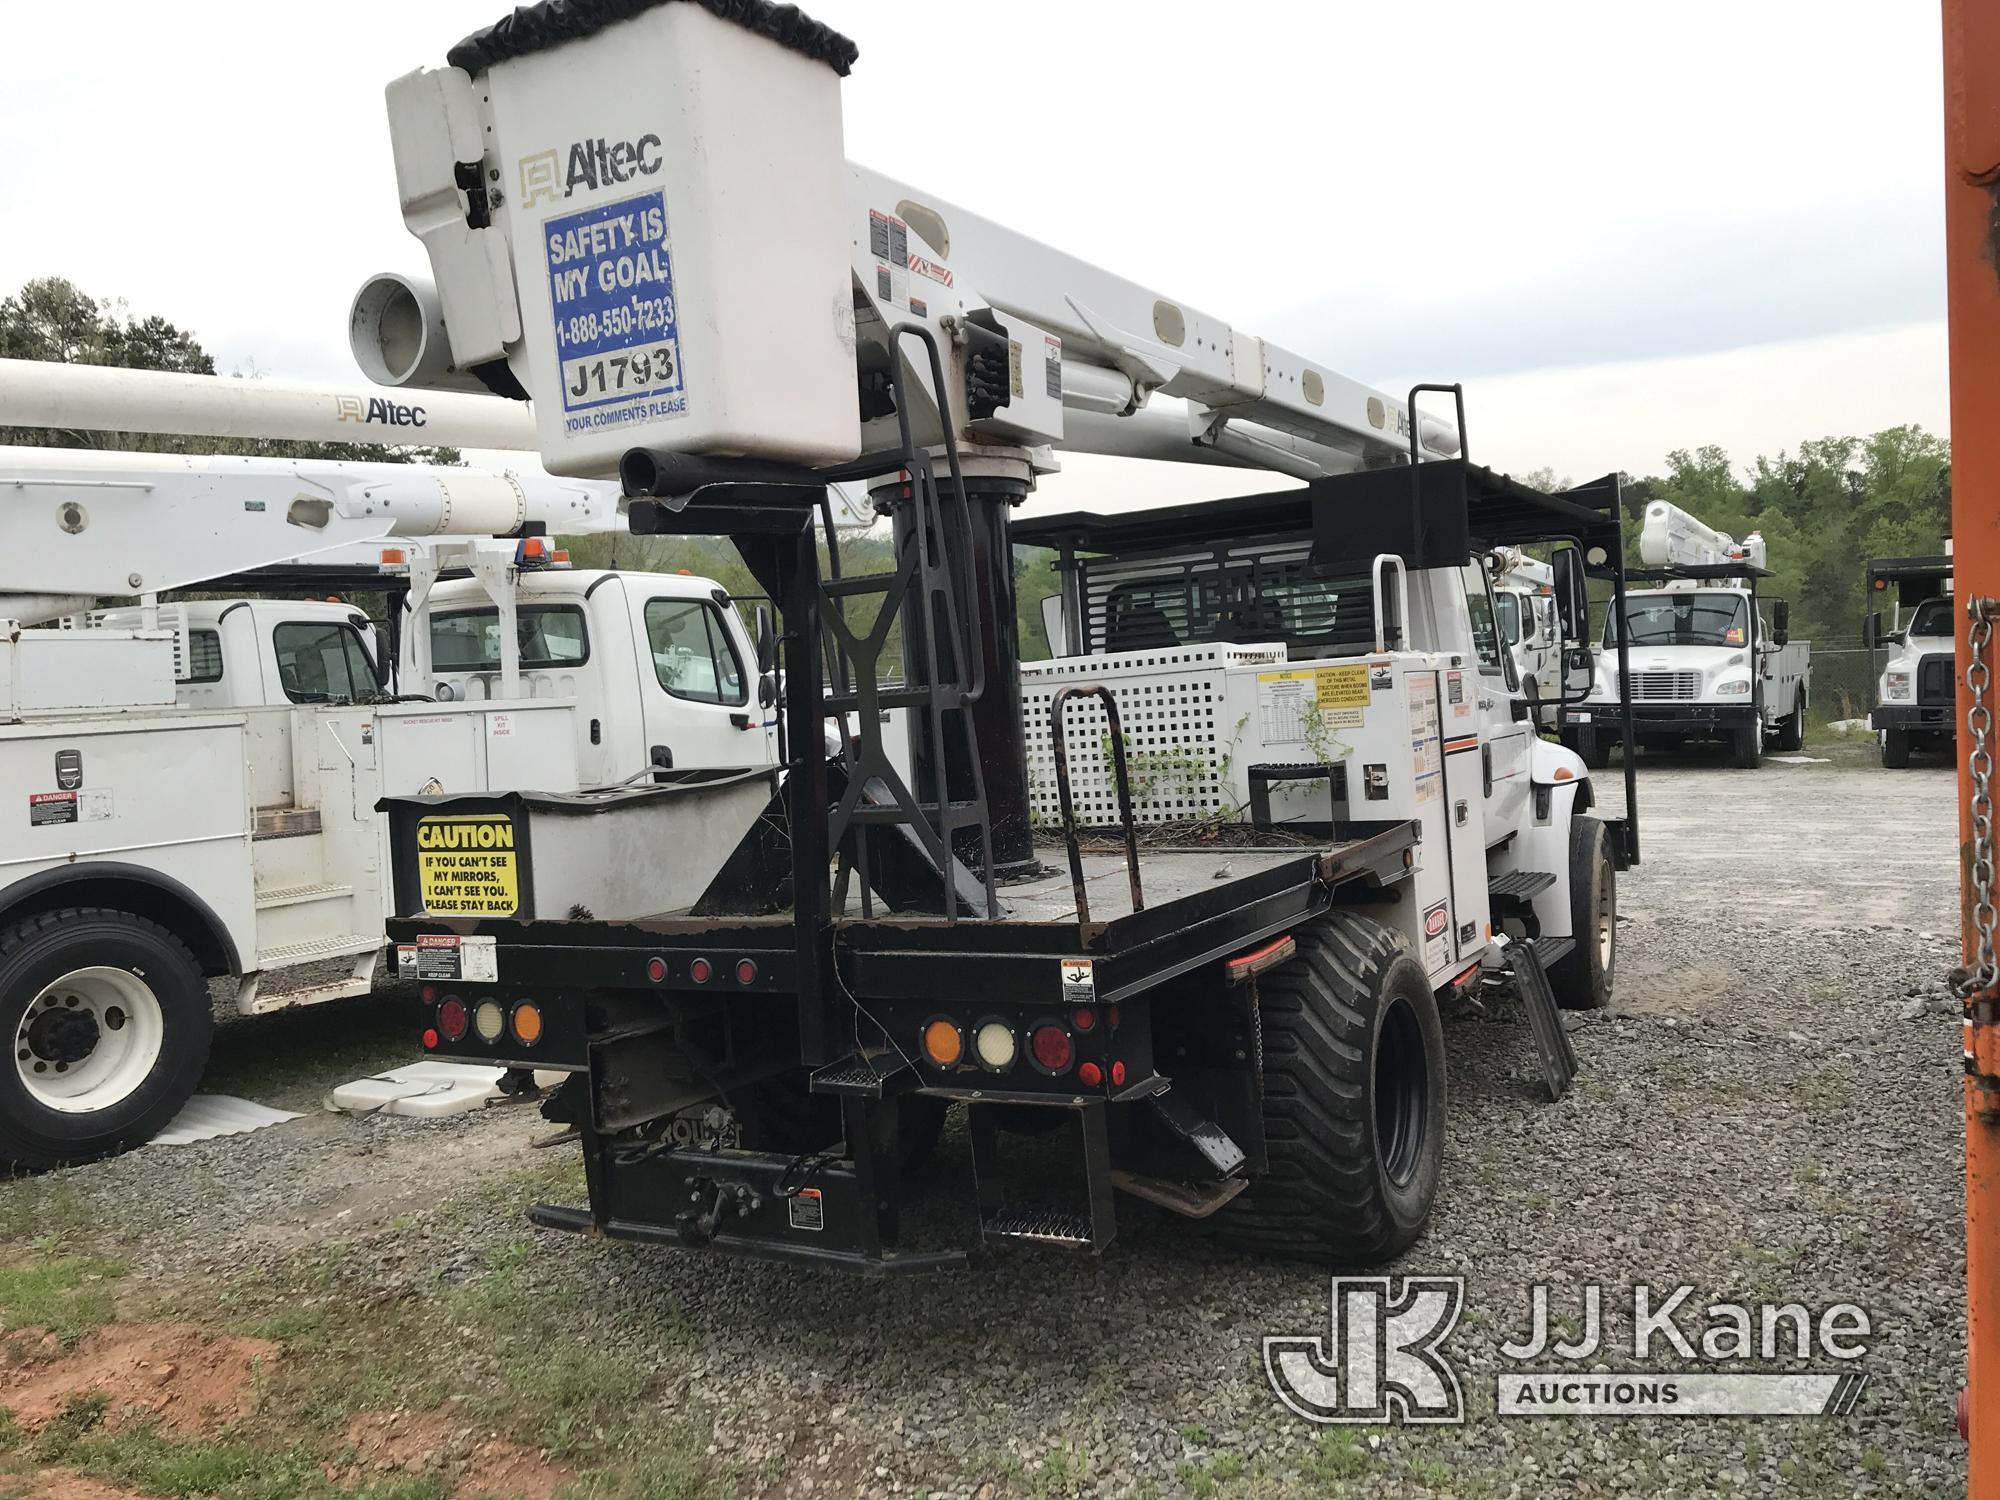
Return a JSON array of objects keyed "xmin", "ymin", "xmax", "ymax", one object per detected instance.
[
  {"xmin": 1562, "ymin": 502, "xmax": 1808, "ymax": 769},
  {"xmin": 1864, "ymin": 551, "xmax": 1955, "ymax": 768},
  {"xmin": 1491, "ymin": 548, "xmax": 1561, "ymax": 725},
  {"xmin": 0, "ymin": 436, "xmax": 782, "ymax": 1169}
]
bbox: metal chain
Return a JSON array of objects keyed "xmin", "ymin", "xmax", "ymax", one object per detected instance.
[{"xmin": 1956, "ymin": 597, "xmax": 1999, "ymax": 1001}]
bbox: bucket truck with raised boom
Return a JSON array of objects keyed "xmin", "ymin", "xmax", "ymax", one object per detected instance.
[
  {"xmin": 0, "ymin": 369, "xmax": 787, "ymax": 1168},
  {"xmin": 357, "ymin": 0, "xmax": 1646, "ymax": 1274},
  {"xmin": 1561, "ymin": 500, "xmax": 1809, "ymax": 768}
]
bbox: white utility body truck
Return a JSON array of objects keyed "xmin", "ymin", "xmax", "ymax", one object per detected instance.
[
  {"xmin": 1865, "ymin": 547, "xmax": 1956, "ymax": 767},
  {"xmin": 0, "ymin": 395, "xmax": 785, "ymax": 1168},
  {"xmin": 359, "ymin": 0, "xmax": 1647, "ymax": 1271},
  {"xmin": 1492, "ymin": 548, "xmax": 1561, "ymax": 723},
  {"xmin": 1562, "ymin": 500, "xmax": 1809, "ymax": 769}
]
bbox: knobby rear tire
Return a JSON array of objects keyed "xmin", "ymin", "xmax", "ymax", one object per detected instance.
[{"xmin": 1213, "ymin": 912, "xmax": 1446, "ymax": 1264}]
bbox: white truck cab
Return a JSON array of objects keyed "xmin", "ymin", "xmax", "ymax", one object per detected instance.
[
  {"xmin": 1864, "ymin": 552, "xmax": 1955, "ymax": 767},
  {"xmin": 416, "ymin": 569, "xmax": 779, "ymax": 784},
  {"xmin": 94, "ymin": 599, "xmax": 383, "ymax": 711}
]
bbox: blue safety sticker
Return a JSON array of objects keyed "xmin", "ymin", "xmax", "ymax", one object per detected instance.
[{"xmin": 542, "ymin": 189, "xmax": 687, "ymax": 424}]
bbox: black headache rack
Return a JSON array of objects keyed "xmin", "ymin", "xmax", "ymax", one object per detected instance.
[
  {"xmin": 1014, "ymin": 459, "xmax": 1641, "ymax": 868},
  {"xmin": 1865, "ymin": 554, "xmax": 1953, "ymax": 610}
]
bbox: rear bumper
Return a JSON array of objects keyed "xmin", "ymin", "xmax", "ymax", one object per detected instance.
[
  {"xmin": 1562, "ymin": 702, "xmax": 1755, "ymax": 741},
  {"xmin": 1870, "ymin": 703, "xmax": 1955, "ymax": 733}
]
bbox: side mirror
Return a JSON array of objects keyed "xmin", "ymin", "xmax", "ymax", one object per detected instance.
[
  {"xmin": 1551, "ymin": 546, "xmax": 1589, "ymax": 642},
  {"xmin": 754, "ymin": 605, "xmax": 779, "ymax": 675},
  {"xmin": 1563, "ymin": 645, "xmax": 1595, "ymax": 697},
  {"xmin": 1771, "ymin": 600, "xmax": 1790, "ymax": 648},
  {"xmin": 371, "ymin": 623, "xmax": 395, "ymax": 689},
  {"xmin": 1038, "ymin": 594, "xmax": 1067, "ymax": 656},
  {"xmin": 1861, "ymin": 612, "xmax": 1880, "ymax": 651}
]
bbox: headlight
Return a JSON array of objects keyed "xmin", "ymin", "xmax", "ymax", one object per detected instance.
[
  {"xmin": 1714, "ymin": 679, "xmax": 1752, "ymax": 696},
  {"xmin": 1888, "ymin": 672, "xmax": 1912, "ymax": 700}
]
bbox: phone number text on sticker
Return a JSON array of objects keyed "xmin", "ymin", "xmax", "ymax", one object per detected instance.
[{"xmin": 544, "ymin": 189, "xmax": 686, "ymax": 419}]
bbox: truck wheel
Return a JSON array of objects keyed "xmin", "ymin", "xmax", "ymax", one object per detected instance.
[
  {"xmin": 0, "ymin": 908, "xmax": 213, "ymax": 1170},
  {"xmin": 1881, "ymin": 727, "xmax": 1911, "ymax": 768},
  {"xmin": 1777, "ymin": 702, "xmax": 1805, "ymax": 752},
  {"xmin": 1548, "ymin": 816, "xmax": 1615, "ymax": 1010},
  {"xmin": 1730, "ymin": 720, "xmax": 1762, "ymax": 769},
  {"xmin": 1576, "ymin": 731, "xmax": 1611, "ymax": 770},
  {"xmin": 1213, "ymin": 912, "xmax": 1445, "ymax": 1263}
]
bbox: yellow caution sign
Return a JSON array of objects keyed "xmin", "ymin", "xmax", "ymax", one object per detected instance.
[
  {"xmin": 416, "ymin": 814, "xmax": 520, "ymax": 916},
  {"xmin": 1309, "ymin": 664, "xmax": 1370, "ymax": 709}
]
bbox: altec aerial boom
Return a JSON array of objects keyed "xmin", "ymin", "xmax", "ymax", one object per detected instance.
[{"xmin": 358, "ymin": 0, "xmax": 1638, "ymax": 1277}]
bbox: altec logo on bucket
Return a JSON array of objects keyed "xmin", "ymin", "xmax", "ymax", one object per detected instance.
[
  {"xmin": 335, "ymin": 395, "xmax": 427, "ymax": 428},
  {"xmin": 519, "ymin": 136, "xmax": 663, "ymax": 208}
]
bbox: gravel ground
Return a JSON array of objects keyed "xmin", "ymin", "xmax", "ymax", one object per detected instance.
[{"xmin": 8, "ymin": 751, "xmax": 1972, "ymax": 1498}]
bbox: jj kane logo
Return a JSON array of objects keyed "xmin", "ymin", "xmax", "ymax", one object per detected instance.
[
  {"xmin": 335, "ymin": 395, "xmax": 426, "ymax": 428},
  {"xmin": 1264, "ymin": 1278, "xmax": 1875, "ymax": 1425},
  {"xmin": 1265, "ymin": 1277, "xmax": 1466, "ymax": 1425},
  {"xmin": 519, "ymin": 134, "xmax": 664, "ymax": 209}
]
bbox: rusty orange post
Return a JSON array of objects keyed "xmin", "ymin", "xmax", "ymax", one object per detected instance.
[{"xmin": 1946, "ymin": 1, "xmax": 2000, "ymax": 1493}]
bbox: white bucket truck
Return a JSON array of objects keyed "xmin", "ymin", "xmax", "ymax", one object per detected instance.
[
  {"xmin": 0, "ymin": 374, "xmax": 783, "ymax": 1168},
  {"xmin": 1561, "ymin": 501, "xmax": 1810, "ymax": 769}
]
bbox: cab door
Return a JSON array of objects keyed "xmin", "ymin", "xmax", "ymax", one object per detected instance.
[
  {"xmin": 634, "ymin": 591, "xmax": 773, "ymax": 772},
  {"xmin": 1460, "ymin": 563, "xmax": 1533, "ymax": 840}
]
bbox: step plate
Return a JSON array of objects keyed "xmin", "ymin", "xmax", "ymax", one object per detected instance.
[
  {"xmin": 1489, "ymin": 869, "xmax": 1558, "ymax": 902},
  {"xmin": 984, "ymin": 1209, "xmax": 1096, "ymax": 1246}
]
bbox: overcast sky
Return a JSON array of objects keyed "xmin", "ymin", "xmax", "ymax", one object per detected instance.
[{"xmin": 0, "ymin": 0, "xmax": 1947, "ymax": 508}]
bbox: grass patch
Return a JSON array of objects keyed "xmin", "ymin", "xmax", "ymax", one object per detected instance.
[
  {"xmin": 0, "ymin": 1254, "xmax": 124, "ymax": 1345},
  {"xmin": 38, "ymin": 1414, "xmax": 445, "ymax": 1500},
  {"xmin": 200, "ymin": 1198, "xmax": 724, "ymax": 1496},
  {"xmin": 1299, "ymin": 1428, "xmax": 1372, "ymax": 1485},
  {"xmin": 0, "ymin": 1179, "xmax": 99, "ymax": 1253}
]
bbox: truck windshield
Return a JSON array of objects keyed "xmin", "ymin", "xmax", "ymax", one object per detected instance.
[
  {"xmin": 1610, "ymin": 592, "xmax": 1749, "ymax": 648},
  {"xmin": 430, "ymin": 605, "xmax": 589, "ymax": 670},
  {"xmin": 1908, "ymin": 599, "xmax": 1955, "ymax": 637}
]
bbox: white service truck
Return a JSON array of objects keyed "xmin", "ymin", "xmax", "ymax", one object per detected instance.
[
  {"xmin": 1561, "ymin": 501, "xmax": 1809, "ymax": 769},
  {"xmin": 0, "ymin": 424, "xmax": 781, "ymax": 1168},
  {"xmin": 1491, "ymin": 548, "xmax": 1562, "ymax": 724},
  {"xmin": 1864, "ymin": 550, "xmax": 1955, "ymax": 767}
]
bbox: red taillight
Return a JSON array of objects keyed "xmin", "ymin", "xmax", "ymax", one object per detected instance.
[
  {"xmin": 421, "ymin": 1028, "xmax": 440, "ymax": 1050},
  {"xmin": 1111, "ymin": 1060, "xmax": 1127, "ymax": 1087},
  {"xmin": 1072, "ymin": 1007, "xmax": 1096, "ymax": 1032},
  {"xmin": 690, "ymin": 957, "xmax": 713, "ymax": 984},
  {"xmin": 420, "ymin": 984, "xmax": 438, "ymax": 1004},
  {"xmin": 1029, "ymin": 1024, "xmax": 1073, "ymax": 1075},
  {"xmin": 736, "ymin": 958, "xmax": 758, "ymax": 985},
  {"xmin": 646, "ymin": 956, "xmax": 668, "ymax": 984},
  {"xmin": 1078, "ymin": 1061, "xmax": 1103, "ymax": 1087},
  {"xmin": 1106, "ymin": 1004, "xmax": 1121, "ymax": 1030},
  {"xmin": 437, "ymin": 997, "xmax": 469, "ymax": 1041}
]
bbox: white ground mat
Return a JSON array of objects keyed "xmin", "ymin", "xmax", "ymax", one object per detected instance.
[
  {"xmin": 327, "ymin": 1061, "xmax": 564, "ymax": 1118},
  {"xmin": 150, "ymin": 1095, "xmax": 303, "ymax": 1146}
]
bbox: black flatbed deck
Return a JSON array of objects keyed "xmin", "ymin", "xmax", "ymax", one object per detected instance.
[{"xmin": 386, "ymin": 822, "xmax": 1415, "ymax": 1009}]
